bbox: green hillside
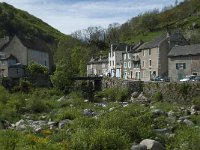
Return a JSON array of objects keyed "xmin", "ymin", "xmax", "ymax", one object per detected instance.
[
  {"xmin": 0, "ymin": 2, "xmax": 82, "ymax": 62},
  {"xmin": 117, "ymin": 0, "xmax": 200, "ymax": 44}
]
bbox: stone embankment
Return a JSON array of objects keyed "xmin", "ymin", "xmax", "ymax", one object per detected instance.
[{"xmin": 102, "ymin": 77, "xmax": 200, "ymax": 103}]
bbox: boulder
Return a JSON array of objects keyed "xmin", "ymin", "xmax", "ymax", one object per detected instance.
[
  {"xmin": 151, "ymin": 109, "xmax": 167, "ymax": 117},
  {"xmin": 191, "ymin": 105, "xmax": 200, "ymax": 111},
  {"xmin": 109, "ymin": 107, "xmax": 115, "ymax": 112},
  {"xmin": 140, "ymin": 139, "xmax": 165, "ymax": 150},
  {"xmin": 137, "ymin": 93, "xmax": 149, "ymax": 102},
  {"xmin": 57, "ymin": 96, "xmax": 65, "ymax": 102},
  {"xmin": 154, "ymin": 128, "xmax": 172, "ymax": 135},
  {"xmin": 131, "ymin": 144, "xmax": 147, "ymax": 150},
  {"xmin": 183, "ymin": 119, "xmax": 194, "ymax": 126},
  {"xmin": 15, "ymin": 119, "xmax": 26, "ymax": 130},
  {"xmin": 131, "ymin": 92, "xmax": 139, "ymax": 98},
  {"xmin": 83, "ymin": 109, "xmax": 94, "ymax": 116},
  {"xmin": 59, "ymin": 119, "xmax": 72, "ymax": 129},
  {"xmin": 168, "ymin": 110, "xmax": 175, "ymax": 117}
]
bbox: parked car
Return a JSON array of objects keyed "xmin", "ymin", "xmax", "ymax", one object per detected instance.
[
  {"xmin": 192, "ymin": 76, "xmax": 200, "ymax": 81},
  {"xmin": 151, "ymin": 76, "xmax": 170, "ymax": 82},
  {"xmin": 180, "ymin": 75, "xmax": 196, "ymax": 82}
]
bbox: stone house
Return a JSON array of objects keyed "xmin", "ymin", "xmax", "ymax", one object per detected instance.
[
  {"xmin": 168, "ymin": 44, "xmax": 200, "ymax": 81},
  {"xmin": 108, "ymin": 43, "xmax": 127, "ymax": 78},
  {"xmin": 122, "ymin": 42, "xmax": 143, "ymax": 79},
  {"xmin": 87, "ymin": 56, "xmax": 108, "ymax": 76},
  {"xmin": 0, "ymin": 35, "xmax": 53, "ymax": 78},
  {"xmin": 0, "ymin": 53, "xmax": 24, "ymax": 78},
  {"xmin": 137, "ymin": 31, "xmax": 188, "ymax": 81}
]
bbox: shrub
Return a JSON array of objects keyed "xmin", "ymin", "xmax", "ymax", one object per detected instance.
[
  {"xmin": 151, "ymin": 92, "xmax": 163, "ymax": 102},
  {"xmin": 96, "ymin": 87, "xmax": 129, "ymax": 102},
  {"xmin": 192, "ymin": 95, "xmax": 200, "ymax": 107},
  {"xmin": 0, "ymin": 130, "xmax": 21, "ymax": 150},
  {"xmin": 166, "ymin": 126, "xmax": 200, "ymax": 150},
  {"xmin": 27, "ymin": 96, "xmax": 50, "ymax": 113},
  {"xmin": 70, "ymin": 128, "xmax": 130, "ymax": 150},
  {"xmin": 89, "ymin": 128, "xmax": 130, "ymax": 150}
]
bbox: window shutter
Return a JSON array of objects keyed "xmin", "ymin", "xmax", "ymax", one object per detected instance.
[
  {"xmin": 176, "ymin": 63, "xmax": 178, "ymax": 70},
  {"xmin": 183, "ymin": 63, "xmax": 186, "ymax": 69}
]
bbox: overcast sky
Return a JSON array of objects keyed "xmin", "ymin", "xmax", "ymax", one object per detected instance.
[{"xmin": 0, "ymin": 0, "xmax": 183, "ymax": 35}]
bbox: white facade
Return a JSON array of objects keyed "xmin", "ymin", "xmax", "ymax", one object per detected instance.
[{"xmin": 108, "ymin": 44, "xmax": 125, "ymax": 78}]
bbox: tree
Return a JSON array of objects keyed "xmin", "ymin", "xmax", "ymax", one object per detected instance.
[
  {"xmin": 27, "ymin": 62, "xmax": 48, "ymax": 76},
  {"xmin": 50, "ymin": 57, "xmax": 76, "ymax": 93}
]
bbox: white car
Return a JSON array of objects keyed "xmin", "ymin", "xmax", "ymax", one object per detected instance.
[{"xmin": 180, "ymin": 75, "xmax": 196, "ymax": 82}]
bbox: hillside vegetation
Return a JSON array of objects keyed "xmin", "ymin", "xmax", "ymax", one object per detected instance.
[
  {"xmin": 72, "ymin": 0, "xmax": 200, "ymax": 50},
  {"xmin": 0, "ymin": 2, "xmax": 84, "ymax": 62}
]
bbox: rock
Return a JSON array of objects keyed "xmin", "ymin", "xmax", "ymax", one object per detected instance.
[
  {"xmin": 168, "ymin": 110, "xmax": 175, "ymax": 117},
  {"xmin": 15, "ymin": 119, "xmax": 26, "ymax": 130},
  {"xmin": 154, "ymin": 128, "xmax": 172, "ymax": 135},
  {"xmin": 102, "ymin": 97, "xmax": 107, "ymax": 101},
  {"xmin": 131, "ymin": 92, "xmax": 139, "ymax": 98},
  {"xmin": 137, "ymin": 93, "xmax": 149, "ymax": 102},
  {"xmin": 179, "ymin": 116, "xmax": 190, "ymax": 121},
  {"xmin": 0, "ymin": 120, "xmax": 11, "ymax": 129},
  {"xmin": 83, "ymin": 109, "xmax": 94, "ymax": 116},
  {"xmin": 151, "ymin": 109, "xmax": 167, "ymax": 117},
  {"xmin": 140, "ymin": 139, "xmax": 165, "ymax": 150},
  {"xmin": 35, "ymin": 127, "xmax": 42, "ymax": 132},
  {"xmin": 183, "ymin": 119, "xmax": 194, "ymax": 126},
  {"xmin": 57, "ymin": 96, "xmax": 65, "ymax": 102},
  {"xmin": 131, "ymin": 144, "xmax": 147, "ymax": 150},
  {"xmin": 84, "ymin": 99, "xmax": 89, "ymax": 103},
  {"xmin": 122, "ymin": 102, "xmax": 129, "ymax": 107},
  {"xmin": 59, "ymin": 119, "xmax": 72, "ymax": 129},
  {"xmin": 191, "ymin": 105, "xmax": 200, "ymax": 111},
  {"xmin": 109, "ymin": 107, "xmax": 115, "ymax": 112},
  {"xmin": 39, "ymin": 115, "xmax": 47, "ymax": 120}
]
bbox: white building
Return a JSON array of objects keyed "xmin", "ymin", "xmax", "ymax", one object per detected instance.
[{"xmin": 108, "ymin": 43, "xmax": 127, "ymax": 78}]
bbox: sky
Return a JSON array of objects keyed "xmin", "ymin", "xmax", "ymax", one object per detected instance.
[{"xmin": 0, "ymin": 0, "xmax": 183, "ymax": 35}]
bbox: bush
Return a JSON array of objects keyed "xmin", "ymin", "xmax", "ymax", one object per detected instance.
[
  {"xmin": 27, "ymin": 96, "xmax": 50, "ymax": 113},
  {"xmin": 96, "ymin": 87, "xmax": 129, "ymax": 102},
  {"xmin": 70, "ymin": 128, "xmax": 130, "ymax": 150},
  {"xmin": 151, "ymin": 92, "xmax": 163, "ymax": 102},
  {"xmin": 192, "ymin": 95, "xmax": 200, "ymax": 107},
  {"xmin": 166, "ymin": 126, "xmax": 200, "ymax": 150}
]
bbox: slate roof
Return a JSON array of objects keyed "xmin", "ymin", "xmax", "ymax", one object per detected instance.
[
  {"xmin": 137, "ymin": 34, "xmax": 167, "ymax": 50},
  {"xmin": 112, "ymin": 43, "xmax": 127, "ymax": 51},
  {"xmin": 18, "ymin": 36, "xmax": 51, "ymax": 53},
  {"xmin": 129, "ymin": 41, "xmax": 144, "ymax": 53},
  {"xmin": 88, "ymin": 57, "xmax": 108, "ymax": 65},
  {"xmin": 168, "ymin": 44, "xmax": 200, "ymax": 57}
]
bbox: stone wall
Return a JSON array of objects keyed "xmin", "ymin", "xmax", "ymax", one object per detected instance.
[
  {"xmin": 102, "ymin": 77, "xmax": 200, "ymax": 103},
  {"xmin": 143, "ymin": 82, "xmax": 200, "ymax": 103},
  {"xmin": 102, "ymin": 77, "xmax": 143, "ymax": 93}
]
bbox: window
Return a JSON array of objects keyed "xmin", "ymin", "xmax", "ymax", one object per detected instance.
[
  {"xmin": 124, "ymin": 62, "xmax": 127, "ymax": 68},
  {"xmin": 150, "ymin": 71, "xmax": 152, "ymax": 78},
  {"xmin": 113, "ymin": 61, "xmax": 114, "ymax": 66},
  {"xmin": 128, "ymin": 61, "xmax": 131, "ymax": 68},
  {"xmin": 176, "ymin": 63, "xmax": 186, "ymax": 70},
  {"xmin": 110, "ymin": 61, "xmax": 111, "ymax": 66},
  {"xmin": 142, "ymin": 61, "xmax": 145, "ymax": 67},
  {"xmin": 149, "ymin": 60, "xmax": 152, "ymax": 67},
  {"xmin": 102, "ymin": 64, "xmax": 106, "ymax": 68},
  {"xmin": 128, "ymin": 54, "xmax": 131, "ymax": 59},
  {"xmin": 149, "ymin": 49, "xmax": 151, "ymax": 55},
  {"xmin": 124, "ymin": 54, "xmax": 127, "ymax": 60},
  {"xmin": 143, "ymin": 50, "xmax": 145, "ymax": 56}
]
